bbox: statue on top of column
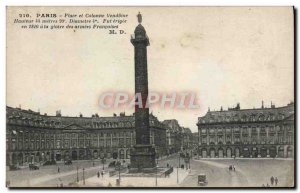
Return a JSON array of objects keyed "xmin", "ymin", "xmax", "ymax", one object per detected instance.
[{"xmin": 137, "ymin": 12, "xmax": 142, "ymax": 24}]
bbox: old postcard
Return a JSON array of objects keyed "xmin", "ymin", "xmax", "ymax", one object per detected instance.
[{"xmin": 6, "ymin": 6, "xmax": 295, "ymax": 188}]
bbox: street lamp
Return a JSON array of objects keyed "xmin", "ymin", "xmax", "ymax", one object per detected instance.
[
  {"xmin": 115, "ymin": 160, "xmax": 121, "ymax": 186},
  {"xmin": 100, "ymin": 154, "xmax": 105, "ymax": 170},
  {"xmin": 198, "ymin": 134, "xmax": 200, "ymax": 160},
  {"xmin": 76, "ymin": 166, "xmax": 79, "ymax": 183},
  {"xmin": 176, "ymin": 166, "xmax": 179, "ymax": 184},
  {"xmin": 82, "ymin": 168, "xmax": 85, "ymax": 185},
  {"xmin": 118, "ymin": 163, "xmax": 121, "ymax": 182},
  {"xmin": 178, "ymin": 153, "xmax": 181, "ymax": 168},
  {"xmin": 155, "ymin": 154, "xmax": 159, "ymax": 187},
  {"xmin": 155, "ymin": 165, "xmax": 158, "ymax": 187}
]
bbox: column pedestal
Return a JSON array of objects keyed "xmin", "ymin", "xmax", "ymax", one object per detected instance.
[{"xmin": 129, "ymin": 144, "xmax": 156, "ymax": 173}]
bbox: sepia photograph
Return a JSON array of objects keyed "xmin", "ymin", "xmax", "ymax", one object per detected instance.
[{"xmin": 5, "ymin": 6, "xmax": 295, "ymax": 188}]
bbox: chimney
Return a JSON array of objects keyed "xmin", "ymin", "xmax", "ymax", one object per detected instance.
[
  {"xmin": 261, "ymin": 100, "xmax": 264, "ymax": 109},
  {"xmin": 271, "ymin": 101, "xmax": 275, "ymax": 108},
  {"xmin": 56, "ymin": 110, "xmax": 61, "ymax": 117},
  {"xmin": 236, "ymin": 103, "xmax": 240, "ymax": 110}
]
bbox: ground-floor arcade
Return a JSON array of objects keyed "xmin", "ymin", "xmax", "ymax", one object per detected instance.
[
  {"xmin": 198, "ymin": 145, "xmax": 293, "ymax": 158},
  {"xmin": 7, "ymin": 146, "xmax": 166, "ymax": 166}
]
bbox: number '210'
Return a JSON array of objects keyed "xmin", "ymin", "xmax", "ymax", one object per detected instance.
[{"xmin": 19, "ymin": 14, "xmax": 30, "ymax": 18}]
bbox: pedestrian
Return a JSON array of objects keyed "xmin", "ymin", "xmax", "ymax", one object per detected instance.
[
  {"xmin": 233, "ymin": 165, "xmax": 235, "ymax": 171},
  {"xmin": 93, "ymin": 162, "xmax": 95, "ymax": 167},
  {"xmin": 275, "ymin": 177, "xmax": 278, "ymax": 186},
  {"xmin": 58, "ymin": 167, "xmax": 60, "ymax": 173},
  {"xmin": 167, "ymin": 163, "xmax": 169, "ymax": 168},
  {"xmin": 270, "ymin": 176, "xmax": 274, "ymax": 186},
  {"xmin": 97, "ymin": 171, "xmax": 100, "ymax": 178},
  {"xmin": 101, "ymin": 170, "xmax": 104, "ymax": 178},
  {"xmin": 266, "ymin": 183, "xmax": 270, "ymax": 187},
  {"xmin": 6, "ymin": 180, "xmax": 10, "ymax": 187}
]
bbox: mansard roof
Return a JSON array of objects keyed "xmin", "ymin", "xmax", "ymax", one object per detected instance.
[
  {"xmin": 197, "ymin": 102, "xmax": 294, "ymax": 125},
  {"xmin": 162, "ymin": 119, "xmax": 191, "ymax": 134},
  {"xmin": 6, "ymin": 106, "xmax": 166, "ymax": 130}
]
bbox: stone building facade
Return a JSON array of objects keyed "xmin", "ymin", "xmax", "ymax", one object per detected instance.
[
  {"xmin": 163, "ymin": 119, "xmax": 192, "ymax": 155},
  {"xmin": 191, "ymin": 132, "xmax": 199, "ymax": 154},
  {"xmin": 6, "ymin": 107, "xmax": 166, "ymax": 166},
  {"xmin": 197, "ymin": 102, "xmax": 294, "ymax": 158}
]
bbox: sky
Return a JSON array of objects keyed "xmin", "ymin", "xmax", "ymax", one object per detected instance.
[{"xmin": 7, "ymin": 7, "xmax": 294, "ymax": 132}]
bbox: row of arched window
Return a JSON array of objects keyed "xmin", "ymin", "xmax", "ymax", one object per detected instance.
[
  {"xmin": 200, "ymin": 125, "xmax": 292, "ymax": 135},
  {"xmin": 201, "ymin": 113, "xmax": 286, "ymax": 124}
]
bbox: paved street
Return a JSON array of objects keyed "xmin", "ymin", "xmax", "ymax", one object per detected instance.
[
  {"xmin": 6, "ymin": 155, "xmax": 294, "ymax": 187},
  {"xmin": 6, "ymin": 160, "xmax": 111, "ymax": 187},
  {"xmin": 157, "ymin": 155, "xmax": 293, "ymax": 187},
  {"xmin": 84, "ymin": 166, "xmax": 190, "ymax": 187},
  {"xmin": 181, "ymin": 158, "xmax": 293, "ymax": 187},
  {"xmin": 180, "ymin": 159, "xmax": 249, "ymax": 187}
]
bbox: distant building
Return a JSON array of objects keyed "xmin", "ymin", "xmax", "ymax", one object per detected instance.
[
  {"xmin": 191, "ymin": 132, "xmax": 199, "ymax": 148},
  {"xmin": 191, "ymin": 132, "xmax": 198, "ymax": 146},
  {"xmin": 163, "ymin": 120, "xmax": 192, "ymax": 155},
  {"xmin": 6, "ymin": 107, "xmax": 166, "ymax": 166},
  {"xmin": 197, "ymin": 102, "xmax": 294, "ymax": 158},
  {"xmin": 182, "ymin": 127, "xmax": 192, "ymax": 150}
]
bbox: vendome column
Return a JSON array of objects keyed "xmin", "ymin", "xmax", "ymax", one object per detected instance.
[{"xmin": 129, "ymin": 12, "xmax": 156, "ymax": 173}]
